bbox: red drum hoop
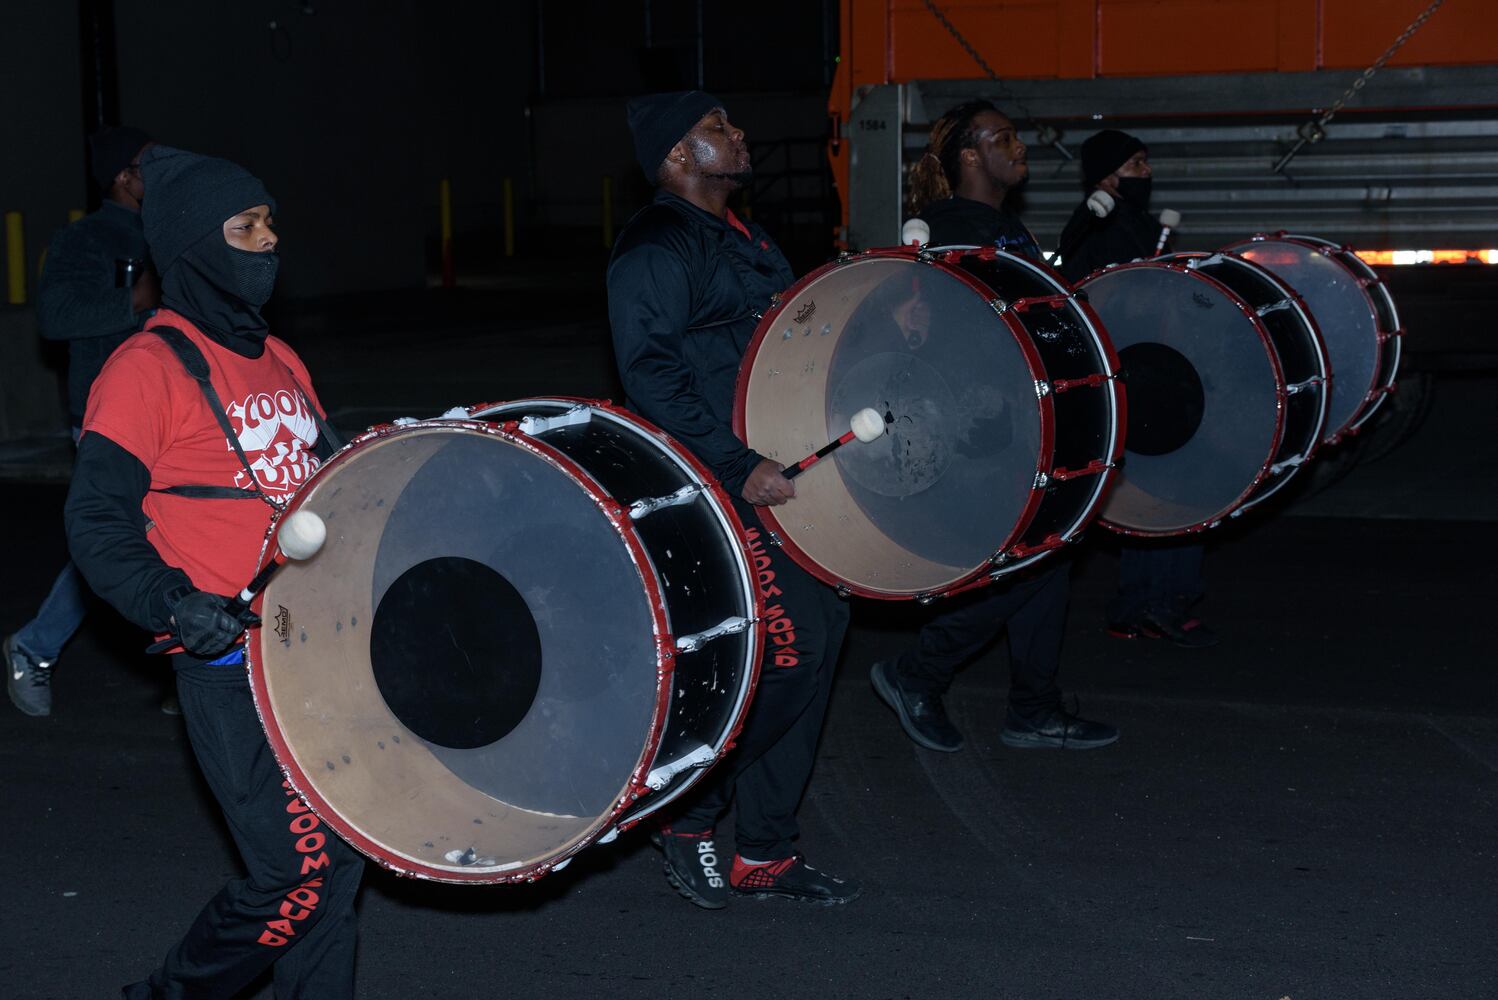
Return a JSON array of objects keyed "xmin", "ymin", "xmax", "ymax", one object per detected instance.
[
  {"xmin": 1079, "ymin": 254, "xmax": 1326, "ymax": 536},
  {"xmin": 734, "ymin": 245, "xmax": 1123, "ymax": 600},
  {"xmin": 249, "ymin": 400, "xmax": 763, "ymax": 884},
  {"xmin": 1223, "ymin": 233, "xmax": 1402, "ymax": 443}
]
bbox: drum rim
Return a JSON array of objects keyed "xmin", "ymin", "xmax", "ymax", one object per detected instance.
[
  {"xmin": 1224, "ymin": 232, "xmax": 1402, "ymax": 443},
  {"xmin": 466, "ymin": 396, "xmax": 766, "ymax": 831},
  {"xmin": 246, "ymin": 417, "xmax": 692, "ymax": 884},
  {"xmin": 732, "ymin": 245, "xmax": 1058, "ymax": 600},
  {"xmin": 1080, "ymin": 259, "xmax": 1289, "ymax": 537}
]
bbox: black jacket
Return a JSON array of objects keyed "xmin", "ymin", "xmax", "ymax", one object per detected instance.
[
  {"xmin": 37, "ymin": 200, "xmax": 152, "ymax": 425},
  {"xmin": 917, "ymin": 196, "xmax": 1042, "ymax": 262},
  {"xmin": 1056, "ymin": 197, "xmax": 1163, "ymax": 284},
  {"xmin": 607, "ymin": 190, "xmax": 794, "ymax": 498}
]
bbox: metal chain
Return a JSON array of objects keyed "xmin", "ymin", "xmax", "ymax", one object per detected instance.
[
  {"xmin": 920, "ymin": 0, "xmax": 1073, "ymax": 160},
  {"xmin": 1272, "ymin": 0, "xmax": 1447, "ymax": 174}
]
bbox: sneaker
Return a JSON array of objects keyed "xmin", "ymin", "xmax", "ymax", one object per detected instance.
[
  {"xmin": 730, "ymin": 854, "xmax": 862, "ymax": 905},
  {"xmin": 651, "ymin": 825, "xmax": 729, "ymax": 910},
  {"xmin": 869, "ymin": 660, "xmax": 963, "ymax": 752},
  {"xmin": 999, "ymin": 707, "xmax": 1119, "ymax": 750},
  {"xmin": 5, "ymin": 634, "xmax": 55, "ymax": 717},
  {"xmin": 1140, "ymin": 610, "xmax": 1219, "ymax": 649},
  {"xmin": 160, "ymin": 694, "xmax": 182, "ymax": 716}
]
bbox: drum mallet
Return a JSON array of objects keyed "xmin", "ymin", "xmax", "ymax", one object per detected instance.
[
  {"xmin": 782, "ymin": 408, "xmax": 888, "ymax": 481},
  {"xmin": 146, "ymin": 509, "xmax": 327, "ymax": 653}
]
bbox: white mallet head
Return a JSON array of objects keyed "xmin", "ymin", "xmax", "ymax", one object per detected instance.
[
  {"xmin": 277, "ymin": 510, "xmax": 327, "ymax": 561},
  {"xmin": 850, "ymin": 407, "xmax": 887, "ymax": 443},
  {"xmin": 901, "ymin": 218, "xmax": 931, "ymax": 247},
  {"xmin": 1086, "ymin": 189, "xmax": 1116, "ymax": 218},
  {"xmin": 1159, "ymin": 208, "xmax": 1182, "ymax": 229}
]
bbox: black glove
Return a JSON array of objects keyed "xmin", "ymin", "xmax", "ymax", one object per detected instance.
[{"xmin": 167, "ymin": 589, "xmax": 261, "ymax": 658}]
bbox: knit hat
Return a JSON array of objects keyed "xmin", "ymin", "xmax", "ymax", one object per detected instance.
[
  {"xmin": 626, "ymin": 90, "xmax": 724, "ymax": 181},
  {"xmin": 139, "ymin": 145, "xmax": 276, "ymax": 275},
  {"xmin": 1081, "ymin": 129, "xmax": 1146, "ymax": 189},
  {"xmin": 88, "ymin": 126, "xmax": 152, "ymax": 189}
]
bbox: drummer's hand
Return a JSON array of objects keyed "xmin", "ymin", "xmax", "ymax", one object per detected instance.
[{"xmin": 743, "ymin": 458, "xmax": 795, "ymax": 506}]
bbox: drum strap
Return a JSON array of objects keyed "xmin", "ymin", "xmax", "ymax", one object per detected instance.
[{"xmin": 146, "ymin": 326, "xmax": 342, "ymax": 508}]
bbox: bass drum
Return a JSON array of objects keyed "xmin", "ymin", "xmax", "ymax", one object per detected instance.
[
  {"xmin": 248, "ymin": 400, "xmax": 762, "ymax": 884},
  {"xmin": 734, "ymin": 245, "xmax": 1123, "ymax": 600},
  {"xmin": 1078, "ymin": 254, "xmax": 1327, "ymax": 536},
  {"xmin": 1223, "ymin": 233, "xmax": 1402, "ymax": 443}
]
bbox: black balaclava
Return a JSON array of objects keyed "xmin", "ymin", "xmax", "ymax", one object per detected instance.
[
  {"xmin": 1081, "ymin": 129, "xmax": 1146, "ymax": 189},
  {"xmin": 139, "ymin": 145, "xmax": 279, "ymax": 357}
]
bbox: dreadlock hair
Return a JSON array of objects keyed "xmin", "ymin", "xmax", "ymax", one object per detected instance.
[{"xmin": 906, "ymin": 99, "xmax": 1001, "ymax": 218}]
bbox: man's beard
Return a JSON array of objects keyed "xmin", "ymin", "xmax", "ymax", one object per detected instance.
[{"xmin": 702, "ymin": 169, "xmax": 753, "ymax": 188}]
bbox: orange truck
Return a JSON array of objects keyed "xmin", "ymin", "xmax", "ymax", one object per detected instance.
[{"xmin": 826, "ymin": 0, "xmax": 1498, "ymax": 255}]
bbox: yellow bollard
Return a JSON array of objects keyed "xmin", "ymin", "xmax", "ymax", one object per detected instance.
[
  {"xmin": 602, "ymin": 176, "xmax": 614, "ymax": 249},
  {"xmin": 439, "ymin": 178, "xmax": 454, "ymax": 288},
  {"xmin": 68, "ymin": 208, "xmax": 84, "ymax": 223},
  {"xmin": 5, "ymin": 212, "xmax": 25, "ymax": 305},
  {"xmin": 503, "ymin": 177, "xmax": 515, "ymax": 258}
]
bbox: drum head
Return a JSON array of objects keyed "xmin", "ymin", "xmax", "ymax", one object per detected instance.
[
  {"xmin": 251, "ymin": 423, "xmax": 666, "ymax": 882},
  {"xmin": 1225, "ymin": 236, "xmax": 1387, "ymax": 441},
  {"xmin": 1080, "ymin": 263, "xmax": 1283, "ymax": 534},
  {"xmin": 736, "ymin": 252, "xmax": 1047, "ymax": 597}
]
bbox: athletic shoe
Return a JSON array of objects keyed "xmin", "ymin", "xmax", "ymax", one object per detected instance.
[
  {"xmin": 5, "ymin": 634, "xmax": 55, "ymax": 717},
  {"xmin": 999, "ymin": 707, "xmax": 1119, "ymax": 750},
  {"xmin": 1107, "ymin": 613, "xmax": 1219, "ymax": 648},
  {"xmin": 160, "ymin": 694, "xmax": 182, "ymax": 716},
  {"xmin": 730, "ymin": 854, "xmax": 862, "ymax": 905},
  {"xmin": 869, "ymin": 660, "xmax": 963, "ymax": 752},
  {"xmin": 652, "ymin": 825, "xmax": 729, "ymax": 909}
]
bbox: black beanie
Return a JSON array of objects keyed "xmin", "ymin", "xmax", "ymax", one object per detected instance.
[
  {"xmin": 627, "ymin": 91, "xmax": 724, "ymax": 181},
  {"xmin": 88, "ymin": 126, "xmax": 153, "ymax": 189},
  {"xmin": 1081, "ymin": 129, "xmax": 1146, "ymax": 189},
  {"xmin": 139, "ymin": 145, "xmax": 276, "ymax": 275}
]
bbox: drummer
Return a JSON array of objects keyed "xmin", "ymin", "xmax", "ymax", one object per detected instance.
[
  {"xmin": 1058, "ymin": 129, "xmax": 1218, "ymax": 649},
  {"xmin": 870, "ymin": 101, "xmax": 1119, "ymax": 754},
  {"xmin": 608, "ymin": 91, "xmax": 861, "ymax": 908},
  {"xmin": 64, "ymin": 146, "xmax": 365, "ymax": 997}
]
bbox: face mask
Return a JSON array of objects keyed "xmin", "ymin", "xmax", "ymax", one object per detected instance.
[
  {"xmin": 227, "ymin": 245, "xmax": 280, "ymax": 306},
  {"xmin": 1116, "ymin": 176, "xmax": 1152, "ymax": 209}
]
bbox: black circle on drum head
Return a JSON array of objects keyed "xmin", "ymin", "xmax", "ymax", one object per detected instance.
[
  {"xmin": 1118, "ymin": 342, "xmax": 1204, "ymax": 456},
  {"xmin": 370, "ymin": 556, "xmax": 542, "ymax": 750}
]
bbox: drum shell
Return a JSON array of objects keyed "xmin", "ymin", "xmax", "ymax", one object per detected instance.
[
  {"xmin": 248, "ymin": 404, "xmax": 763, "ymax": 884},
  {"xmin": 734, "ymin": 245, "xmax": 1123, "ymax": 599}
]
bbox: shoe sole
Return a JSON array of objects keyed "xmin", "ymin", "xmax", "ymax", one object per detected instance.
[
  {"xmin": 869, "ymin": 663, "xmax": 963, "ymax": 753},
  {"xmin": 999, "ymin": 730, "xmax": 1120, "ymax": 751},
  {"xmin": 731, "ymin": 886, "xmax": 863, "ymax": 906},
  {"xmin": 662, "ymin": 862, "xmax": 728, "ymax": 910}
]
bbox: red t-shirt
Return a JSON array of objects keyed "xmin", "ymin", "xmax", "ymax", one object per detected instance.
[{"xmin": 81, "ymin": 309, "xmax": 325, "ymax": 597}]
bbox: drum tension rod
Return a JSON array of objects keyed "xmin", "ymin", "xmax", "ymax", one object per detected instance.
[
  {"xmin": 675, "ymin": 616, "xmax": 755, "ymax": 653},
  {"xmin": 629, "ymin": 484, "xmax": 702, "ymax": 520}
]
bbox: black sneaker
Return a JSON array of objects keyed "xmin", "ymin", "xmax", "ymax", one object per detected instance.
[
  {"xmin": 999, "ymin": 707, "xmax": 1119, "ymax": 750},
  {"xmin": 651, "ymin": 826, "xmax": 729, "ymax": 910},
  {"xmin": 730, "ymin": 854, "xmax": 862, "ymax": 905},
  {"xmin": 5, "ymin": 634, "xmax": 54, "ymax": 717},
  {"xmin": 1141, "ymin": 611, "xmax": 1219, "ymax": 648},
  {"xmin": 869, "ymin": 660, "xmax": 963, "ymax": 752}
]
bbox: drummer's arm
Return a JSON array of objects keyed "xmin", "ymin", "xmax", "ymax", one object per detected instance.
[
  {"xmin": 607, "ymin": 241, "xmax": 765, "ymax": 497},
  {"xmin": 65, "ymin": 431, "xmax": 192, "ymax": 633}
]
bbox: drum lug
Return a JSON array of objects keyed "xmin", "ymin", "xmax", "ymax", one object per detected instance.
[
  {"xmin": 766, "ymin": 530, "xmax": 783, "ymax": 547},
  {"xmin": 1034, "ymin": 380, "xmax": 1051, "ymax": 398},
  {"xmin": 629, "ymin": 483, "xmax": 702, "ymax": 520},
  {"xmin": 518, "ymin": 405, "xmax": 593, "ymax": 436},
  {"xmin": 835, "ymin": 584, "xmax": 852, "ymax": 599},
  {"xmin": 1256, "ymin": 299, "xmax": 1293, "ymax": 317},
  {"xmin": 646, "ymin": 743, "xmax": 716, "ymax": 791},
  {"xmin": 675, "ymin": 616, "xmax": 754, "ymax": 653}
]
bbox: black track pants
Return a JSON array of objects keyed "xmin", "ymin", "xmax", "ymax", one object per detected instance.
[
  {"xmin": 672, "ymin": 509, "xmax": 850, "ymax": 860},
  {"xmin": 123, "ymin": 660, "xmax": 365, "ymax": 999},
  {"xmin": 895, "ymin": 561, "xmax": 1070, "ymax": 720}
]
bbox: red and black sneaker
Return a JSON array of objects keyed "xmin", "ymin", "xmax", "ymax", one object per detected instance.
[
  {"xmin": 651, "ymin": 825, "xmax": 729, "ymax": 910},
  {"xmin": 729, "ymin": 853, "xmax": 862, "ymax": 905}
]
